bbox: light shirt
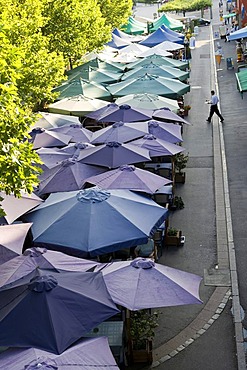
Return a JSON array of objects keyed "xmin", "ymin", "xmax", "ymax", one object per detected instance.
[
  {"xmin": 211, "ymin": 95, "xmax": 219, "ymax": 105},
  {"xmin": 135, "ymin": 239, "xmax": 154, "ymax": 257}
]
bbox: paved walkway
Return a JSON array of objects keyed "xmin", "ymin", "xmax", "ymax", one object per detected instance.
[{"xmin": 134, "ymin": 1, "xmax": 246, "ymax": 369}]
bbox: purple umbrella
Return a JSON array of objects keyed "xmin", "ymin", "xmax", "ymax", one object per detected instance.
[
  {"xmin": 0, "ymin": 337, "xmax": 119, "ymax": 370},
  {"xmin": 85, "ymin": 164, "xmax": 172, "ymax": 194},
  {"xmin": 36, "ymin": 143, "xmax": 94, "ymax": 169},
  {"xmin": 0, "ymin": 192, "xmax": 43, "ymax": 224},
  {"xmin": 86, "ymin": 104, "xmax": 153, "ymax": 123},
  {"xmin": 0, "ymin": 247, "xmax": 100, "ymax": 290},
  {"xmin": 97, "ymin": 257, "xmax": 203, "ymax": 310},
  {"xmin": 30, "ymin": 128, "xmax": 72, "ymax": 149},
  {"xmin": 0, "ymin": 268, "xmax": 119, "ymax": 354},
  {"xmin": 147, "ymin": 120, "xmax": 183, "ymax": 143},
  {"xmin": 0, "ymin": 223, "xmax": 32, "ymax": 264},
  {"xmin": 85, "ymin": 103, "xmax": 118, "ymax": 121},
  {"xmin": 130, "ymin": 134, "xmax": 185, "ymax": 157},
  {"xmin": 90, "ymin": 121, "xmax": 149, "ymax": 144},
  {"xmin": 152, "ymin": 108, "xmax": 190, "ymax": 125},
  {"xmin": 77, "ymin": 141, "xmax": 151, "ymax": 168},
  {"xmin": 37, "ymin": 158, "xmax": 107, "ymax": 195},
  {"xmin": 48, "ymin": 124, "xmax": 93, "ymax": 143}
]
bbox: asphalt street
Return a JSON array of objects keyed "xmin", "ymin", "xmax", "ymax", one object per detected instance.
[{"xmin": 131, "ymin": 0, "xmax": 247, "ymax": 369}]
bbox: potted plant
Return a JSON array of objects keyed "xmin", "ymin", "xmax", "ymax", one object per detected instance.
[
  {"xmin": 174, "ymin": 153, "xmax": 189, "ymax": 184},
  {"xmin": 165, "ymin": 227, "xmax": 182, "ymax": 247},
  {"xmin": 183, "ymin": 105, "xmax": 191, "ymax": 116},
  {"xmin": 129, "ymin": 309, "xmax": 159, "ymax": 364}
]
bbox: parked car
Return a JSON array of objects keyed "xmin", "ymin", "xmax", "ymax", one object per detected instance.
[{"xmin": 196, "ymin": 18, "xmax": 211, "ymax": 26}]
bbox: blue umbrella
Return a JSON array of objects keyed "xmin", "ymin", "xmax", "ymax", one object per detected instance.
[
  {"xmin": 23, "ymin": 187, "xmax": 169, "ymax": 257},
  {"xmin": 0, "ymin": 268, "xmax": 119, "ymax": 354}
]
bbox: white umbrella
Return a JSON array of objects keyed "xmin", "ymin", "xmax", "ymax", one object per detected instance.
[{"xmin": 116, "ymin": 93, "xmax": 179, "ymax": 112}]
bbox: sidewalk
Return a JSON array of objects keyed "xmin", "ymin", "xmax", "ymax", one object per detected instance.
[{"xmin": 133, "ymin": 1, "xmax": 246, "ymax": 369}]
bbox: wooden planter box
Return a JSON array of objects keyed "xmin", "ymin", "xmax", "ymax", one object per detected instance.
[
  {"xmin": 165, "ymin": 231, "xmax": 182, "ymax": 247},
  {"xmin": 175, "ymin": 172, "xmax": 186, "ymax": 184},
  {"xmin": 131, "ymin": 340, "xmax": 153, "ymax": 364}
]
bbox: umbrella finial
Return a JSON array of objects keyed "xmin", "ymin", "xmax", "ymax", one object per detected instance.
[
  {"xmin": 119, "ymin": 104, "xmax": 131, "ymax": 110},
  {"xmin": 25, "ymin": 357, "xmax": 58, "ymax": 370},
  {"xmin": 119, "ymin": 164, "xmax": 135, "ymax": 172},
  {"xmin": 28, "ymin": 275, "xmax": 58, "ymax": 292},
  {"xmin": 131, "ymin": 257, "xmax": 155, "ymax": 269},
  {"xmin": 112, "ymin": 121, "xmax": 124, "ymax": 128},
  {"xmin": 143, "ymin": 134, "xmax": 156, "ymax": 140},
  {"xmin": 106, "ymin": 142, "xmax": 122, "ymax": 148},
  {"xmin": 24, "ymin": 247, "xmax": 47, "ymax": 257},
  {"xmin": 148, "ymin": 120, "xmax": 159, "ymax": 129},
  {"xmin": 76, "ymin": 187, "xmax": 110, "ymax": 203}
]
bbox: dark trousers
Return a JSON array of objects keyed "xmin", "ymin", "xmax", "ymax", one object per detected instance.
[{"xmin": 208, "ymin": 104, "xmax": 224, "ymax": 122}]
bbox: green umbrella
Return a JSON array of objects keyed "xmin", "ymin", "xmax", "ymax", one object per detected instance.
[
  {"xmin": 121, "ymin": 62, "xmax": 189, "ymax": 81},
  {"xmin": 52, "ymin": 78, "xmax": 112, "ymax": 101},
  {"xmin": 68, "ymin": 67, "xmax": 122, "ymax": 84},
  {"xmin": 127, "ymin": 54, "xmax": 189, "ymax": 71},
  {"xmin": 115, "ymin": 93, "xmax": 179, "ymax": 112},
  {"xmin": 107, "ymin": 73, "xmax": 190, "ymax": 99}
]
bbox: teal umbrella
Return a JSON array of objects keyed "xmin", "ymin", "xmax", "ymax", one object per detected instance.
[
  {"xmin": 121, "ymin": 62, "xmax": 189, "ymax": 81},
  {"xmin": 52, "ymin": 78, "xmax": 112, "ymax": 101},
  {"xmin": 115, "ymin": 93, "xmax": 179, "ymax": 112},
  {"xmin": 68, "ymin": 67, "xmax": 122, "ymax": 84},
  {"xmin": 107, "ymin": 73, "xmax": 190, "ymax": 99},
  {"xmin": 48, "ymin": 95, "xmax": 109, "ymax": 117},
  {"xmin": 126, "ymin": 55, "xmax": 188, "ymax": 71}
]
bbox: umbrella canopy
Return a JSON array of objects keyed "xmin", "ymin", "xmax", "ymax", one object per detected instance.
[
  {"xmin": 115, "ymin": 93, "xmax": 179, "ymax": 112},
  {"xmin": 155, "ymin": 39, "xmax": 184, "ymax": 51},
  {"xmin": 140, "ymin": 27, "xmax": 183, "ymax": 47},
  {"xmin": 48, "ymin": 124, "xmax": 92, "ymax": 143},
  {"xmin": 137, "ymin": 47, "xmax": 173, "ymax": 58},
  {"xmin": 0, "ymin": 337, "xmax": 119, "ymax": 370},
  {"xmin": 68, "ymin": 67, "xmax": 121, "ymax": 84},
  {"xmin": 0, "ymin": 268, "xmax": 119, "ymax": 353},
  {"xmin": 32, "ymin": 112, "xmax": 80, "ymax": 130},
  {"xmin": 23, "ymin": 187, "xmax": 168, "ymax": 257},
  {"xmin": 126, "ymin": 55, "xmax": 188, "ymax": 71},
  {"xmin": 118, "ymin": 43, "xmax": 149, "ymax": 56},
  {"xmin": 0, "ymin": 192, "xmax": 43, "ymax": 224},
  {"xmin": 160, "ymin": 24, "xmax": 185, "ymax": 39},
  {"xmin": 153, "ymin": 108, "xmax": 190, "ymax": 124},
  {"xmin": 106, "ymin": 33, "xmax": 132, "ymax": 49},
  {"xmin": 36, "ymin": 143, "xmax": 94, "ymax": 169},
  {"xmin": 37, "ymin": 158, "xmax": 107, "ymax": 195},
  {"xmin": 0, "ymin": 247, "xmax": 100, "ymax": 290},
  {"xmin": 52, "ymin": 78, "xmax": 112, "ymax": 101},
  {"xmin": 90, "ymin": 121, "xmax": 148, "ymax": 144},
  {"xmin": 76, "ymin": 142, "xmax": 151, "ymax": 168},
  {"xmin": 0, "ymin": 223, "xmax": 32, "ymax": 264},
  {"xmin": 121, "ymin": 62, "xmax": 189, "ymax": 81},
  {"xmin": 86, "ymin": 103, "xmax": 153, "ymax": 123},
  {"xmin": 29, "ymin": 128, "xmax": 72, "ymax": 149},
  {"xmin": 228, "ymin": 26, "xmax": 247, "ymax": 40},
  {"xmin": 107, "ymin": 74, "xmax": 190, "ymax": 99},
  {"xmin": 113, "ymin": 52, "xmax": 139, "ymax": 64},
  {"xmin": 85, "ymin": 164, "xmax": 172, "ymax": 194},
  {"xmin": 48, "ymin": 95, "xmax": 109, "ymax": 117},
  {"xmin": 97, "ymin": 257, "xmax": 202, "ymax": 310},
  {"xmin": 130, "ymin": 134, "xmax": 185, "ymax": 157},
  {"xmin": 147, "ymin": 120, "xmax": 183, "ymax": 143}
]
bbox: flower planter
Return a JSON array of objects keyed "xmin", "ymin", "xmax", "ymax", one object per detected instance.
[
  {"xmin": 175, "ymin": 172, "xmax": 186, "ymax": 184},
  {"xmin": 165, "ymin": 231, "xmax": 182, "ymax": 247},
  {"xmin": 131, "ymin": 340, "xmax": 153, "ymax": 364}
]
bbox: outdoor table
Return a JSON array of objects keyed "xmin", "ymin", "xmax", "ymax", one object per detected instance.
[{"xmin": 144, "ymin": 162, "xmax": 173, "ymax": 179}]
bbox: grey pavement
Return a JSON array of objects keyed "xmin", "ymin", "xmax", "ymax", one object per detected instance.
[{"xmin": 131, "ymin": 1, "xmax": 247, "ymax": 369}]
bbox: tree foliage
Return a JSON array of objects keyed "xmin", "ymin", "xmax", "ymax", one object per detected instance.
[
  {"xmin": 97, "ymin": 0, "xmax": 133, "ymax": 30},
  {"xmin": 42, "ymin": 0, "xmax": 111, "ymax": 65},
  {"xmin": 159, "ymin": 0, "xmax": 212, "ymax": 15}
]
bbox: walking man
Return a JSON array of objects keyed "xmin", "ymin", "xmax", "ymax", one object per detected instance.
[{"xmin": 206, "ymin": 90, "xmax": 224, "ymax": 123}]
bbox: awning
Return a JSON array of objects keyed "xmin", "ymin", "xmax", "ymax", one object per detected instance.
[{"xmin": 235, "ymin": 68, "xmax": 247, "ymax": 98}]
